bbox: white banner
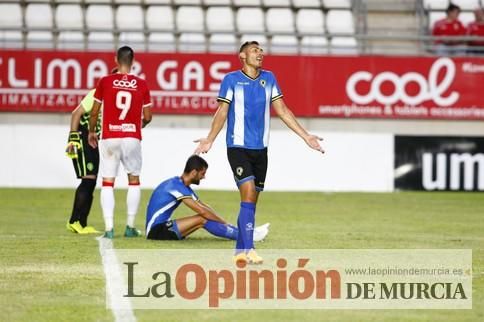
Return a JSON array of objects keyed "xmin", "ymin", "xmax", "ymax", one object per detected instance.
[{"xmin": 0, "ymin": 124, "xmax": 393, "ymax": 192}]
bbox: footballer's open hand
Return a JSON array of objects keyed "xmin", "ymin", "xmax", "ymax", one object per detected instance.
[
  {"xmin": 193, "ymin": 138, "xmax": 213, "ymax": 155},
  {"xmin": 305, "ymin": 134, "xmax": 325, "ymax": 154}
]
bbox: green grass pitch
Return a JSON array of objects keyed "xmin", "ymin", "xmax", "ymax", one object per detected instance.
[{"xmin": 0, "ymin": 189, "xmax": 483, "ymax": 322}]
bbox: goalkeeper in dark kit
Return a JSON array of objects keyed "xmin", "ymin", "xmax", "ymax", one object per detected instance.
[{"xmin": 65, "ymin": 88, "xmax": 102, "ymax": 234}]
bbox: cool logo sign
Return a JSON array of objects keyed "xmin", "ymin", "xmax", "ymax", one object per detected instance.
[
  {"xmin": 113, "ymin": 79, "xmax": 138, "ymax": 89},
  {"xmin": 345, "ymin": 57, "xmax": 459, "ymax": 106}
]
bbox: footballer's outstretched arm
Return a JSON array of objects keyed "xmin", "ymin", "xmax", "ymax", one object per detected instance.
[
  {"xmin": 181, "ymin": 197, "xmax": 228, "ymax": 225},
  {"xmin": 194, "ymin": 101, "xmax": 229, "ymax": 154},
  {"xmin": 272, "ymin": 98, "xmax": 325, "ymax": 153}
]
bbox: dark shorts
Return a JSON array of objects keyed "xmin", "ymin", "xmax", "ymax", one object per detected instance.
[
  {"xmin": 227, "ymin": 147, "xmax": 268, "ymax": 191},
  {"xmin": 72, "ymin": 128, "xmax": 99, "ymax": 179},
  {"xmin": 147, "ymin": 220, "xmax": 182, "ymax": 240}
]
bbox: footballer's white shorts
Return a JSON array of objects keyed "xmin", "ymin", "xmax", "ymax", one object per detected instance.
[{"xmin": 99, "ymin": 138, "xmax": 142, "ymax": 178}]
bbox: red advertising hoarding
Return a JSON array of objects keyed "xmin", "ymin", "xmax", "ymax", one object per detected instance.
[{"xmin": 1, "ymin": 50, "xmax": 484, "ymax": 120}]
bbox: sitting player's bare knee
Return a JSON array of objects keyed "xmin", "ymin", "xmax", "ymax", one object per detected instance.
[{"xmin": 197, "ymin": 215, "xmax": 208, "ymax": 225}]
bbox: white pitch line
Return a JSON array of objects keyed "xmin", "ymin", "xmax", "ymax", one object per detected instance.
[{"xmin": 97, "ymin": 236, "xmax": 137, "ymax": 322}]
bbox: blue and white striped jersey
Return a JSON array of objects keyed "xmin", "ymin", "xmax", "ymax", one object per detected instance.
[
  {"xmin": 217, "ymin": 70, "xmax": 283, "ymax": 149},
  {"xmin": 145, "ymin": 176, "xmax": 199, "ymax": 235}
]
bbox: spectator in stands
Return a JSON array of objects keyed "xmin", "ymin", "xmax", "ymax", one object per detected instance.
[
  {"xmin": 432, "ymin": 3, "xmax": 466, "ymax": 56},
  {"xmin": 467, "ymin": 8, "xmax": 484, "ymax": 55}
]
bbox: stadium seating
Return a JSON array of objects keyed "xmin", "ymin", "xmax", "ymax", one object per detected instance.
[
  {"xmin": 0, "ymin": 4, "xmax": 23, "ymax": 48},
  {"xmin": 459, "ymin": 11, "xmax": 476, "ymax": 25},
  {"xmin": 176, "ymin": 6, "xmax": 204, "ymax": 32},
  {"xmin": 428, "ymin": 11, "xmax": 447, "ymax": 28},
  {"xmin": 237, "ymin": 7, "xmax": 265, "ymax": 33},
  {"xmin": 26, "ymin": 4, "xmax": 53, "ymax": 30},
  {"xmin": 55, "ymin": 4, "xmax": 84, "ymax": 49},
  {"xmin": 86, "ymin": 5, "xmax": 114, "ymax": 31},
  {"xmin": 87, "ymin": 32, "xmax": 115, "ymax": 51},
  {"xmin": 206, "ymin": 7, "xmax": 236, "ymax": 52},
  {"xmin": 206, "ymin": 7, "xmax": 235, "ymax": 33},
  {"xmin": 330, "ymin": 36, "xmax": 358, "ymax": 54},
  {"xmin": 25, "ymin": 4, "xmax": 54, "ymax": 48},
  {"xmin": 455, "ymin": 0, "xmax": 481, "ymax": 10},
  {"xmin": 0, "ymin": 0, "xmax": 363, "ymax": 54},
  {"xmin": 176, "ymin": 6, "xmax": 206, "ymax": 51},
  {"xmin": 209, "ymin": 34, "xmax": 237, "ymax": 53},
  {"xmin": 234, "ymin": 0, "xmax": 261, "ymax": 6},
  {"xmin": 323, "ymin": 0, "xmax": 352, "ymax": 9},
  {"xmin": 56, "ymin": 4, "xmax": 83, "ymax": 31},
  {"xmin": 326, "ymin": 10, "xmax": 355, "ymax": 34},
  {"xmin": 301, "ymin": 36, "xmax": 329, "ymax": 54},
  {"xmin": 116, "ymin": 5, "xmax": 144, "ymax": 32},
  {"xmin": 145, "ymin": 0, "xmax": 172, "ymax": 4},
  {"xmin": 296, "ymin": 9, "xmax": 326, "ymax": 34},
  {"xmin": 0, "ymin": 4, "xmax": 22, "ymax": 30},
  {"xmin": 293, "ymin": 0, "xmax": 321, "ymax": 8},
  {"xmin": 263, "ymin": 0, "xmax": 291, "ymax": 6},
  {"xmin": 241, "ymin": 34, "xmax": 269, "ymax": 48},
  {"xmin": 423, "ymin": 0, "xmax": 450, "ymax": 9},
  {"xmin": 147, "ymin": 33, "xmax": 176, "ymax": 52},
  {"xmin": 117, "ymin": 5, "xmax": 145, "ymax": 50},
  {"xmin": 58, "ymin": 31, "xmax": 85, "ymax": 50},
  {"xmin": 179, "ymin": 33, "xmax": 206, "ymax": 52},
  {"xmin": 205, "ymin": 0, "xmax": 232, "ymax": 5}
]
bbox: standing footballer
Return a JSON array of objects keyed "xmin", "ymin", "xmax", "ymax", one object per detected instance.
[
  {"xmin": 65, "ymin": 88, "xmax": 101, "ymax": 234},
  {"xmin": 195, "ymin": 41, "xmax": 324, "ymax": 264},
  {"xmin": 88, "ymin": 46, "xmax": 152, "ymax": 239}
]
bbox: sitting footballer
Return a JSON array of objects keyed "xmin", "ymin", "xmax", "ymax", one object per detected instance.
[{"xmin": 146, "ymin": 155, "xmax": 269, "ymax": 242}]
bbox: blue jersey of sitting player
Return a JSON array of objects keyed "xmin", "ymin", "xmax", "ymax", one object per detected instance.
[
  {"xmin": 217, "ymin": 70, "xmax": 283, "ymax": 149},
  {"xmin": 145, "ymin": 176, "xmax": 199, "ymax": 236}
]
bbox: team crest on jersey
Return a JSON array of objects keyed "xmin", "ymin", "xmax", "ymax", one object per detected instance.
[
  {"xmin": 260, "ymin": 79, "xmax": 266, "ymax": 87},
  {"xmin": 236, "ymin": 166, "xmax": 244, "ymax": 176},
  {"xmin": 87, "ymin": 162, "xmax": 94, "ymax": 171}
]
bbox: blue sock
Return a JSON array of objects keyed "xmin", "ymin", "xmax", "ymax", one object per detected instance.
[
  {"xmin": 236, "ymin": 202, "xmax": 256, "ymax": 253},
  {"xmin": 203, "ymin": 221, "xmax": 238, "ymax": 240}
]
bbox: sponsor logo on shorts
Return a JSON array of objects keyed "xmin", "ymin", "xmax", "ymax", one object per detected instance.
[{"xmin": 108, "ymin": 123, "xmax": 137, "ymax": 132}]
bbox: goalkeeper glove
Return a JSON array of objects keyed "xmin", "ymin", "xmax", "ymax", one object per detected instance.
[{"xmin": 66, "ymin": 131, "xmax": 81, "ymax": 159}]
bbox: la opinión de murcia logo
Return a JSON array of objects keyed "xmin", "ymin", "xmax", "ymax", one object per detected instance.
[
  {"xmin": 346, "ymin": 57, "xmax": 459, "ymax": 106},
  {"xmin": 113, "ymin": 79, "xmax": 138, "ymax": 89}
]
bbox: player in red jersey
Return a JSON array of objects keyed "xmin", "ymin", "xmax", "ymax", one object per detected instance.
[
  {"xmin": 88, "ymin": 46, "xmax": 152, "ymax": 239},
  {"xmin": 467, "ymin": 8, "xmax": 484, "ymax": 54},
  {"xmin": 432, "ymin": 4, "xmax": 466, "ymax": 56}
]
